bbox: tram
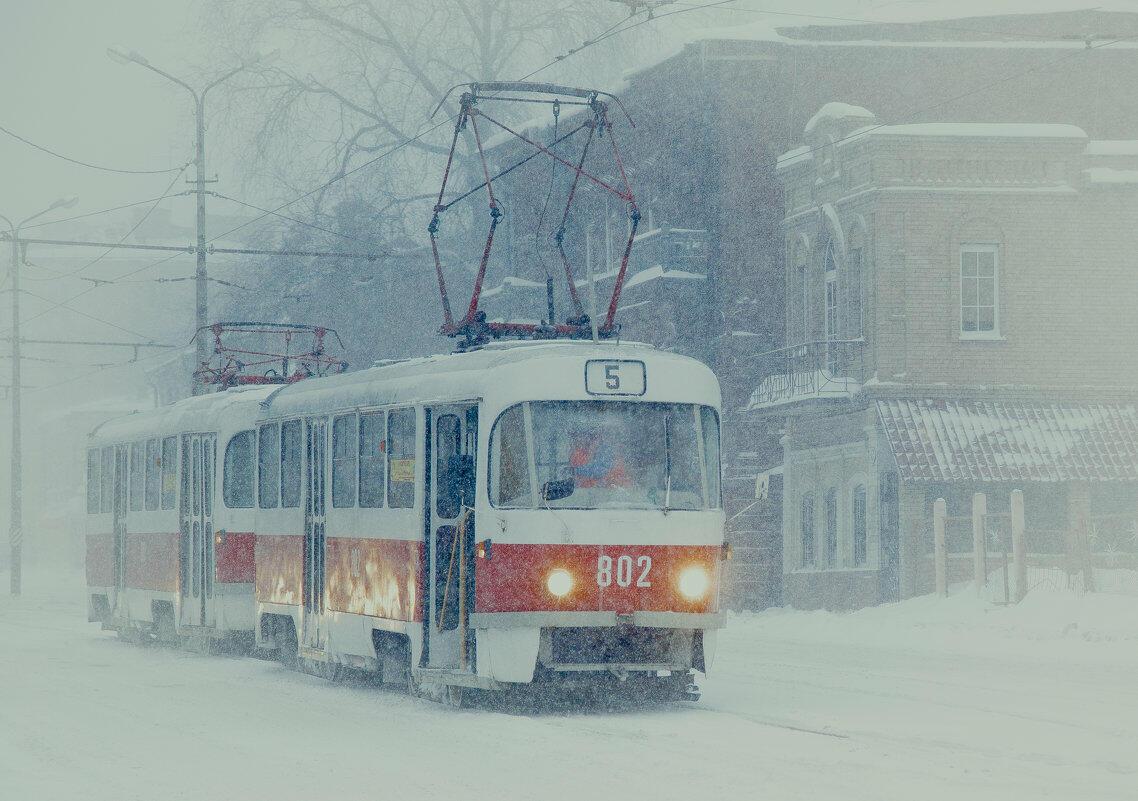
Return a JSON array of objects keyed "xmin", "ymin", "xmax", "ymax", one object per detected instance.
[{"xmin": 84, "ymin": 339, "xmax": 726, "ymax": 699}]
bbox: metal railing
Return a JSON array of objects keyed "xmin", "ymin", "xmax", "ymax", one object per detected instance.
[{"xmin": 747, "ymin": 339, "xmax": 867, "ymax": 409}]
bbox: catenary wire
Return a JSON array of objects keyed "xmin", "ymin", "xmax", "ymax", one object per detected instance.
[{"xmin": 0, "ymin": 121, "xmax": 188, "ymax": 175}]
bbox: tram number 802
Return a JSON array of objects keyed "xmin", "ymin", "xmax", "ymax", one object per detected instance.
[{"xmin": 596, "ymin": 554, "xmax": 652, "ymax": 588}]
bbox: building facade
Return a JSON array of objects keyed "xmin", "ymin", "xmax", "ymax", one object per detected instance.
[
  {"xmin": 759, "ymin": 105, "xmax": 1138, "ymax": 609},
  {"xmin": 480, "ymin": 9, "xmax": 1138, "ymax": 608}
]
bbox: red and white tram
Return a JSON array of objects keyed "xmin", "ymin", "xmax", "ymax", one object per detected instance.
[{"xmin": 85, "ymin": 340, "xmax": 726, "ymax": 699}]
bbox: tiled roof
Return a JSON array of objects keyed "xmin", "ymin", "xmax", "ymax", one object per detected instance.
[{"xmin": 877, "ymin": 399, "xmax": 1138, "ymax": 483}]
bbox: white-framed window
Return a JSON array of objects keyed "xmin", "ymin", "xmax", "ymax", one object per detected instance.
[
  {"xmin": 800, "ymin": 493, "xmax": 816, "ymax": 568},
  {"xmin": 960, "ymin": 244, "xmax": 999, "ymax": 338}
]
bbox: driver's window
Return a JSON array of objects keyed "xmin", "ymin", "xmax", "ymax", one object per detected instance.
[{"xmin": 489, "ymin": 404, "xmax": 531, "ymax": 508}]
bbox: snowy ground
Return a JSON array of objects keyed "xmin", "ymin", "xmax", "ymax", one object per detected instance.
[{"xmin": 2, "ymin": 570, "xmax": 1136, "ymax": 801}]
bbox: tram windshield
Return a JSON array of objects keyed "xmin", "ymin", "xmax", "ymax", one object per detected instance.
[{"xmin": 490, "ymin": 401, "xmax": 720, "ymax": 510}]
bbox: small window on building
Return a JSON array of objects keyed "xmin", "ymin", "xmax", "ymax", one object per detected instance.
[
  {"xmin": 801, "ymin": 493, "xmax": 816, "ymax": 568},
  {"xmin": 100, "ymin": 447, "xmax": 113, "ymax": 513},
  {"xmin": 358, "ymin": 412, "xmax": 386, "ymax": 508},
  {"xmin": 824, "ymin": 488, "xmax": 838, "ymax": 567},
  {"xmin": 332, "ymin": 414, "xmax": 358, "ymax": 508},
  {"xmin": 853, "ymin": 484, "xmax": 868, "ymax": 566},
  {"xmin": 280, "ymin": 420, "xmax": 302, "ymax": 508},
  {"xmin": 223, "ymin": 431, "xmax": 255, "ymax": 508},
  {"xmin": 387, "ymin": 408, "xmax": 416, "ymax": 509},
  {"xmin": 144, "ymin": 438, "xmax": 160, "ymax": 511},
  {"xmin": 258, "ymin": 423, "xmax": 280, "ymax": 509},
  {"xmin": 86, "ymin": 449, "xmax": 101, "ymax": 514},
  {"xmin": 489, "ymin": 404, "xmax": 531, "ymax": 508},
  {"xmin": 161, "ymin": 436, "xmax": 177, "ymax": 510},
  {"xmin": 960, "ymin": 244, "xmax": 998, "ymax": 336},
  {"xmin": 129, "ymin": 441, "xmax": 145, "ymax": 512}
]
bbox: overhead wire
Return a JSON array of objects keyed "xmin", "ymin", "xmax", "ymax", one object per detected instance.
[{"xmin": 0, "ymin": 120, "xmax": 188, "ymax": 175}]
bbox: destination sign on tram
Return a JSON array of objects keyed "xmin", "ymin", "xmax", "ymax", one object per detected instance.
[{"xmin": 585, "ymin": 359, "xmax": 646, "ymax": 396}]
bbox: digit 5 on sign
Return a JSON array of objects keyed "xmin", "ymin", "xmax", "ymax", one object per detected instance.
[{"xmin": 596, "ymin": 554, "xmax": 652, "ymax": 588}]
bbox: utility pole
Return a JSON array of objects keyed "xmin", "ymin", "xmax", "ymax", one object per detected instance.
[
  {"xmin": 1, "ymin": 196, "xmax": 78, "ymax": 596},
  {"xmin": 108, "ymin": 48, "xmax": 272, "ymax": 393}
]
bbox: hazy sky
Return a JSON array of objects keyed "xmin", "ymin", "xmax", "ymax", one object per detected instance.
[{"xmin": 1, "ymin": 1, "xmax": 216, "ymax": 223}]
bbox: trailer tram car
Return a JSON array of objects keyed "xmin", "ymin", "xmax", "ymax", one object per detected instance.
[{"xmin": 85, "ymin": 340, "xmax": 726, "ymax": 700}]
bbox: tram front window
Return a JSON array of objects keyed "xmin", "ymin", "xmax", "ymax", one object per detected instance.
[{"xmin": 491, "ymin": 401, "xmax": 720, "ymax": 510}]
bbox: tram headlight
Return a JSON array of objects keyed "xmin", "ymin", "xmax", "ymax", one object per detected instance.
[
  {"xmin": 546, "ymin": 568, "xmax": 574, "ymax": 598},
  {"xmin": 678, "ymin": 565, "xmax": 710, "ymax": 601}
]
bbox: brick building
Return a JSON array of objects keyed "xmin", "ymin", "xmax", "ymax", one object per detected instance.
[
  {"xmin": 480, "ymin": 9, "xmax": 1138, "ymax": 608},
  {"xmin": 760, "ymin": 104, "xmax": 1138, "ymax": 609}
]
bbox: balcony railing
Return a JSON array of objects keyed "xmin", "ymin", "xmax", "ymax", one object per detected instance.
[{"xmin": 746, "ymin": 339, "xmax": 868, "ymax": 410}]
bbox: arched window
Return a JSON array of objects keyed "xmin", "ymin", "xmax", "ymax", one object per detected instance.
[
  {"xmin": 846, "ymin": 217, "xmax": 867, "ymax": 339},
  {"xmin": 824, "ymin": 487, "xmax": 838, "ymax": 567},
  {"xmin": 852, "ymin": 484, "xmax": 868, "ymax": 566},
  {"xmin": 801, "ymin": 493, "xmax": 816, "ymax": 568}
]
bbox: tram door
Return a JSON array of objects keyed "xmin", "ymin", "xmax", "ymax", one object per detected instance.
[
  {"xmin": 302, "ymin": 419, "xmax": 328, "ymax": 649},
  {"xmin": 179, "ymin": 434, "xmax": 215, "ymax": 627},
  {"xmin": 111, "ymin": 445, "xmax": 128, "ymax": 615},
  {"xmin": 426, "ymin": 405, "xmax": 477, "ymax": 671}
]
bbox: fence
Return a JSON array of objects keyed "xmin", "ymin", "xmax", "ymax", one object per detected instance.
[{"xmin": 929, "ymin": 491, "xmax": 1138, "ymax": 603}]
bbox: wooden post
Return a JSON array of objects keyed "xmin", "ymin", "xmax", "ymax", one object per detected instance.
[
  {"xmin": 933, "ymin": 498, "xmax": 947, "ymax": 597},
  {"xmin": 972, "ymin": 492, "xmax": 988, "ymax": 592},
  {"xmin": 1011, "ymin": 489, "xmax": 1027, "ymax": 602},
  {"xmin": 1068, "ymin": 483, "xmax": 1094, "ymax": 593}
]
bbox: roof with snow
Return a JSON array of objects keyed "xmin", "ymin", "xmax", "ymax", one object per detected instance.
[{"xmin": 877, "ymin": 399, "xmax": 1138, "ymax": 483}]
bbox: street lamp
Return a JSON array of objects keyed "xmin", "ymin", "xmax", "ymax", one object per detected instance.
[
  {"xmin": 107, "ymin": 47, "xmax": 271, "ymax": 393},
  {"xmin": 1, "ymin": 195, "xmax": 79, "ymax": 596}
]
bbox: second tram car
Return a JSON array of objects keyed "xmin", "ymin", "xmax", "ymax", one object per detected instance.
[{"xmin": 85, "ymin": 340, "xmax": 726, "ymax": 699}]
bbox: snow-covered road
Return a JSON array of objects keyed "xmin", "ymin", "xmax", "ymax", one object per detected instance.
[{"xmin": 3, "ymin": 572, "xmax": 1136, "ymax": 801}]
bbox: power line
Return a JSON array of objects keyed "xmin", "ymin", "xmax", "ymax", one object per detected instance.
[
  {"xmin": 19, "ymin": 193, "xmax": 191, "ymax": 231},
  {"xmin": 0, "ymin": 121, "xmax": 188, "ymax": 175},
  {"xmin": 208, "ymin": 192, "xmax": 384, "ymax": 249},
  {"xmin": 17, "ymin": 286, "xmax": 163, "ymax": 341},
  {"xmin": 65, "ymin": 166, "xmax": 191, "ymax": 279}
]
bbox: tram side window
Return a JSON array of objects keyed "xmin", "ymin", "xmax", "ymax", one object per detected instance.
[
  {"xmin": 358, "ymin": 412, "xmax": 385, "ymax": 508},
  {"xmin": 223, "ymin": 431, "xmax": 255, "ymax": 508},
  {"xmin": 280, "ymin": 420, "xmax": 302, "ymax": 508},
  {"xmin": 129, "ymin": 441, "xmax": 145, "ymax": 512},
  {"xmin": 86, "ymin": 449, "xmax": 101, "ymax": 514},
  {"xmin": 160, "ymin": 436, "xmax": 177, "ymax": 510},
  {"xmin": 144, "ymin": 438, "xmax": 160, "ymax": 511},
  {"xmin": 258, "ymin": 423, "xmax": 280, "ymax": 509},
  {"xmin": 100, "ymin": 447, "xmax": 113, "ymax": 513},
  {"xmin": 332, "ymin": 414, "xmax": 358, "ymax": 508},
  {"xmin": 489, "ymin": 404, "xmax": 531, "ymax": 507},
  {"xmin": 387, "ymin": 408, "xmax": 416, "ymax": 509},
  {"xmin": 700, "ymin": 407, "xmax": 722, "ymax": 509}
]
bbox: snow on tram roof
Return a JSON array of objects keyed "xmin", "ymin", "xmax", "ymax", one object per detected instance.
[
  {"xmin": 90, "ymin": 385, "xmax": 278, "ymax": 443},
  {"xmin": 265, "ymin": 340, "xmax": 715, "ymax": 418},
  {"xmin": 90, "ymin": 341, "xmax": 718, "ymax": 441}
]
